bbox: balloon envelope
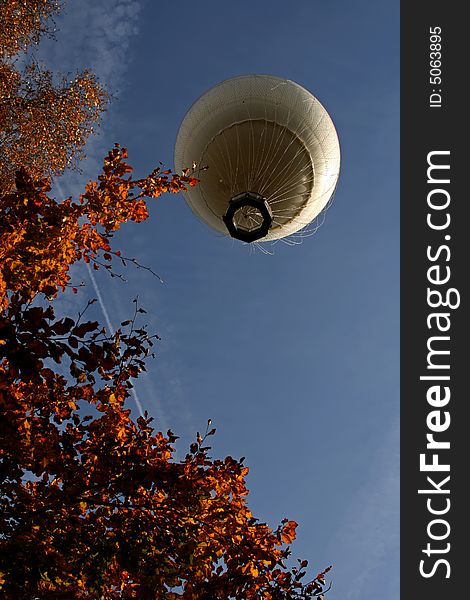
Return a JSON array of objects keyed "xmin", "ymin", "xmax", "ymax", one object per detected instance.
[{"xmin": 174, "ymin": 75, "xmax": 340, "ymax": 242}]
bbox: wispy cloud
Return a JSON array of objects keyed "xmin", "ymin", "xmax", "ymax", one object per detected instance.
[{"xmin": 40, "ymin": 0, "xmax": 143, "ymax": 88}]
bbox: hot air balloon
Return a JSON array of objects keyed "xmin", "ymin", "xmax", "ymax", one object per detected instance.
[{"xmin": 174, "ymin": 75, "xmax": 340, "ymax": 244}]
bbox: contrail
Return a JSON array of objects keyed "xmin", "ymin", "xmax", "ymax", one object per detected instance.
[
  {"xmin": 41, "ymin": 3, "xmax": 168, "ymax": 424},
  {"xmin": 87, "ymin": 264, "xmax": 145, "ymax": 417},
  {"xmin": 54, "ymin": 179, "xmax": 145, "ymax": 417},
  {"xmin": 86, "ymin": 262, "xmax": 114, "ymax": 335}
]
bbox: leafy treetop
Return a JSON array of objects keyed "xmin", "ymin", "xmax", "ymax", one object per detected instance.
[
  {"xmin": 0, "ymin": 0, "xmax": 107, "ymax": 195},
  {"xmin": 0, "ymin": 149, "xmax": 331, "ymax": 598}
]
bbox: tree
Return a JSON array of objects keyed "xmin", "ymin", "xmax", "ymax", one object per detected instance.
[
  {"xmin": 0, "ymin": 0, "xmax": 107, "ymax": 195},
  {"xmin": 0, "ymin": 0, "xmax": 63, "ymax": 58},
  {"xmin": 0, "ymin": 149, "xmax": 331, "ymax": 598},
  {"xmin": 0, "ymin": 2, "xmax": 331, "ymax": 597}
]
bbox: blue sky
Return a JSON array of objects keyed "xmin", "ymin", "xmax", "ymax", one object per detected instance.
[{"xmin": 40, "ymin": 1, "xmax": 399, "ymax": 597}]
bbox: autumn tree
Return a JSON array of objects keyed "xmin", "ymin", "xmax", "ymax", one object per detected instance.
[
  {"xmin": 0, "ymin": 2, "xmax": 331, "ymax": 597},
  {"xmin": 0, "ymin": 148, "xmax": 332, "ymax": 598},
  {"xmin": 0, "ymin": 0, "xmax": 63, "ymax": 57},
  {"xmin": 0, "ymin": 0, "xmax": 107, "ymax": 195}
]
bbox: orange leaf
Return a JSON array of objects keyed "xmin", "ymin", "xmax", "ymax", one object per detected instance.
[{"xmin": 281, "ymin": 520, "xmax": 298, "ymax": 544}]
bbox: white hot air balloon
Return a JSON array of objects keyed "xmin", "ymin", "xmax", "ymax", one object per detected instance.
[{"xmin": 174, "ymin": 75, "xmax": 340, "ymax": 244}]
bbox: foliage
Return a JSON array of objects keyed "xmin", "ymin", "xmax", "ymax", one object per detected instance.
[
  {"xmin": 0, "ymin": 150, "xmax": 331, "ymax": 598},
  {"xmin": 0, "ymin": 146, "xmax": 197, "ymax": 310},
  {"xmin": 0, "ymin": 1, "xmax": 107, "ymax": 195},
  {"xmin": 0, "ymin": 0, "xmax": 63, "ymax": 58}
]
